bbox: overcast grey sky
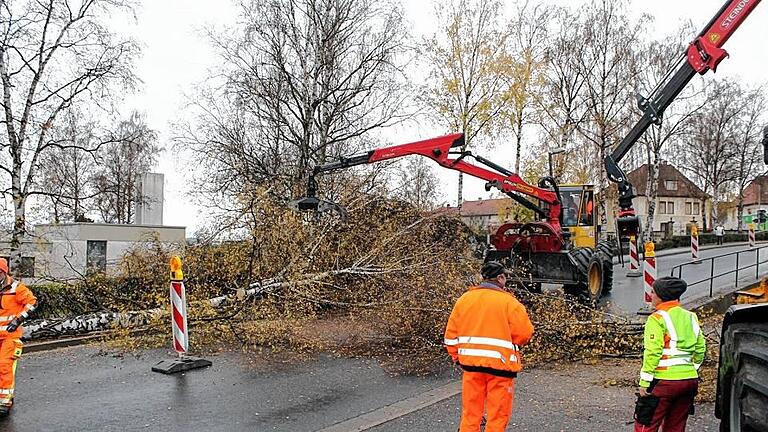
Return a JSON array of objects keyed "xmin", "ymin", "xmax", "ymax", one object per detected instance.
[{"xmin": 120, "ymin": 0, "xmax": 768, "ymax": 234}]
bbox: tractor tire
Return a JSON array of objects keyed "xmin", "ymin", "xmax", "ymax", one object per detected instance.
[
  {"xmin": 719, "ymin": 322, "xmax": 768, "ymax": 432},
  {"xmin": 569, "ymin": 247, "xmax": 593, "ymax": 275},
  {"xmin": 600, "ymin": 252, "xmax": 614, "ymax": 294},
  {"xmin": 596, "ymin": 239, "xmax": 616, "ymax": 258},
  {"xmin": 586, "ymin": 253, "xmax": 606, "ymax": 306},
  {"xmin": 565, "ymin": 248, "xmax": 593, "ymax": 299},
  {"xmin": 596, "ymin": 240, "xmax": 615, "ymax": 293}
]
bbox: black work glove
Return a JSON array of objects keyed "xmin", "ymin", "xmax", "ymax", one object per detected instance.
[{"xmin": 5, "ymin": 318, "xmax": 21, "ymax": 332}]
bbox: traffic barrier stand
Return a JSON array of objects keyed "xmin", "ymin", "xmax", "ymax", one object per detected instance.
[
  {"xmin": 691, "ymin": 226, "xmax": 701, "ymax": 264},
  {"xmin": 638, "ymin": 242, "xmax": 656, "ymax": 316},
  {"xmin": 749, "ymin": 224, "xmax": 756, "ymax": 248},
  {"xmin": 152, "ymin": 256, "xmax": 212, "ymax": 374},
  {"xmin": 626, "ymin": 235, "xmax": 642, "ymax": 277}
]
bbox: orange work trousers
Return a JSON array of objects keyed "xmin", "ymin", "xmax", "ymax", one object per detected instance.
[
  {"xmin": 459, "ymin": 371, "xmax": 515, "ymax": 432},
  {"xmin": 0, "ymin": 338, "xmax": 23, "ymax": 407}
]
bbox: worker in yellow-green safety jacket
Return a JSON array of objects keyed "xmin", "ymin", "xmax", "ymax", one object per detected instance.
[{"xmin": 634, "ymin": 276, "xmax": 706, "ymax": 432}]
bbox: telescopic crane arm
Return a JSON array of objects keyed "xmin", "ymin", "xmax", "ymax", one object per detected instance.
[
  {"xmin": 606, "ymin": 0, "xmax": 761, "ymax": 237},
  {"xmin": 294, "ymin": 133, "xmax": 563, "ymax": 230}
]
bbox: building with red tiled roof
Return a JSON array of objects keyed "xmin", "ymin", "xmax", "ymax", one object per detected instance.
[
  {"xmin": 430, "ymin": 198, "xmax": 518, "ymax": 233},
  {"xmin": 723, "ymin": 175, "xmax": 768, "ymax": 230}
]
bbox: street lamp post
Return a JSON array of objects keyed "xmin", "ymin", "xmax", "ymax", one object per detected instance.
[{"xmin": 548, "ymin": 148, "xmax": 566, "ymax": 178}]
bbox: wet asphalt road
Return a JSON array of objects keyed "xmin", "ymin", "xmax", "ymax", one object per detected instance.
[
  {"xmin": 2, "ymin": 347, "xmax": 454, "ymax": 432},
  {"xmin": 604, "ymin": 243, "xmax": 767, "ymax": 314},
  {"xmin": 1, "ymin": 347, "xmax": 720, "ymax": 432}
]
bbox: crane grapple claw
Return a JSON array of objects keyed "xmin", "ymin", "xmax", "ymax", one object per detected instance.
[
  {"xmin": 288, "ymin": 197, "xmax": 348, "ymax": 221},
  {"xmin": 617, "ymin": 214, "xmax": 641, "ymax": 238}
]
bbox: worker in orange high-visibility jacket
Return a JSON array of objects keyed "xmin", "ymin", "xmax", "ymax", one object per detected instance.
[
  {"xmin": 444, "ymin": 261, "xmax": 534, "ymax": 432},
  {"xmin": 0, "ymin": 258, "xmax": 37, "ymax": 416}
]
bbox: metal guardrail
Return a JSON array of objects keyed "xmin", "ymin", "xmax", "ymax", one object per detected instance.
[{"xmin": 669, "ymin": 245, "xmax": 768, "ymax": 297}]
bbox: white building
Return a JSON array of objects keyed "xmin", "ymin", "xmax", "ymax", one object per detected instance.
[
  {"xmin": 626, "ymin": 163, "xmax": 711, "ymax": 236},
  {"xmin": 33, "ymin": 223, "xmax": 186, "ymax": 282},
  {"xmin": 0, "ymin": 172, "xmax": 186, "ymax": 283}
]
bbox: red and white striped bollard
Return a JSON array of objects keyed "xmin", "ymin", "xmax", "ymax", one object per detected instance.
[
  {"xmin": 627, "ymin": 235, "xmax": 642, "ymax": 277},
  {"xmin": 639, "ymin": 242, "xmax": 656, "ymax": 315},
  {"xmin": 151, "ymin": 256, "xmax": 212, "ymax": 374},
  {"xmin": 749, "ymin": 223, "xmax": 756, "ymax": 248},
  {"xmin": 170, "ymin": 256, "xmax": 188, "ymax": 355},
  {"xmin": 691, "ymin": 226, "xmax": 701, "ymax": 264}
]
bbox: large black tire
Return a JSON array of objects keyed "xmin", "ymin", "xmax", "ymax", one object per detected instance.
[
  {"xmin": 719, "ymin": 322, "xmax": 768, "ymax": 432},
  {"xmin": 585, "ymin": 253, "xmax": 606, "ymax": 306},
  {"xmin": 565, "ymin": 248, "xmax": 593, "ymax": 299},
  {"xmin": 596, "ymin": 240, "xmax": 615, "ymax": 293},
  {"xmin": 569, "ymin": 247, "xmax": 593, "ymax": 275},
  {"xmin": 596, "ymin": 239, "xmax": 616, "ymax": 258}
]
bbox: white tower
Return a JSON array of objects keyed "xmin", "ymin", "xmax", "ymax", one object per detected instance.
[{"xmin": 134, "ymin": 173, "xmax": 164, "ymax": 225}]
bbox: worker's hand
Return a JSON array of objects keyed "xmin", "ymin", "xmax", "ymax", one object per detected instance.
[
  {"xmin": 5, "ymin": 318, "xmax": 20, "ymax": 332},
  {"xmin": 637, "ymin": 387, "xmax": 651, "ymax": 397}
]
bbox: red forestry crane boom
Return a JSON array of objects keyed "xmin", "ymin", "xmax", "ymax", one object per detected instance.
[
  {"xmin": 291, "ymin": 132, "xmax": 567, "ymax": 251},
  {"xmin": 608, "ymin": 0, "xmax": 761, "ymax": 238}
]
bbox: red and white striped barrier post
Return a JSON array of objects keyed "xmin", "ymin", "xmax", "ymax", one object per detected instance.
[
  {"xmin": 152, "ymin": 256, "xmax": 212, "ymax": 374},
  {"xmin": 639, "ymin": 242, "xmax": 656, "ymax": 315},
  {"xmin": 627, "ymin": 235, "xmax": 642, "ymax": 277},
  {"xmin": 170, "ymin": 256, "xmax": 188, "ymax": 355},
  {"xmin": 749, "ymin": 223, "xmax": 756, "ymax": 248},
  {"xmin": 691, "ymin": 225, "xmax": 701, "ymax": 264}
]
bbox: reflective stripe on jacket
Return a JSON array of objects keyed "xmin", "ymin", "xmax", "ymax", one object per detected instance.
[
  {"xmin": 0, "ymin": 277, "xmax": 37, "ymax": 339},
  {"xmin": 444, "ymin": 282, "xmax": 534, "ymax": 377},
  {"xmin": 639, "ymin": 300, "xmax": 706, "ymax": 387}
]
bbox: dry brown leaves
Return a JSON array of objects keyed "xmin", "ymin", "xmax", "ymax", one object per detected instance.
[{"xmin": 70, "ymin": 190, "xmax": 667, "ymax": 378}]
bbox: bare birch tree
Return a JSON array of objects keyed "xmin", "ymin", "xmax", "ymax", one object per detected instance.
[
  {"xmin": 0, "ymin": 0, "xmax": 138, "ymax": 269},
  {"xmin": 421, "ymin": 0, "xmax": 511, "ymax": 206},
  {"xmin": 500, "ymin": 1, "xmax": 550, "ymax": 174},
  {"xmin": 392, "ymin": 158, "xmax": 439, "ymax": 211},
  {"xmin": 682, "ymin": 81, "xmax": 745, "ymax": 225},
  {"xmin": 534, "ymin": 7, "xmax": 591, "ymax": 183},
  {"xmin": 35, "ymin": 108, "xmax": 100, "ymax": 222},
  {"xmin": 93, "ymin": 111, "xmax": 159, "ymax": 224},
  {"xmin": 576, "ymin": 0, "xmax": 646, "ymax": 229},
  {"xmin": 180, "ymin": 0, "xmax": 411, "ymax": 208},
  {"xmin": 634, "ymin": 24, "xmax": 707, "ymax": 242},
  {"xmin": 733, "ymin": 86, "xmax": 767, "ymax": 231}
]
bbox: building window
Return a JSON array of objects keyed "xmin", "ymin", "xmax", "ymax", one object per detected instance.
[
  {"xmin": 693, "ymin": 202, "xmax": 700, "ymax": 214},
  {"xmin": 665, "ymin": 180, "xmax": 678, "ymax": 191},
  {"xmin": 685, "ymin": 202, "xmax": 692, "ymax": 215},
  {"xmin": 86, "ymin": 240, "xmax": 107, "ymax": 273},
  {"xmin": 0, "ymin": 256, "xmax": 35, "ymax": 278},
  {"xmin": 658, "ymin": 201, "xmax": 675, "ymax": 215}
]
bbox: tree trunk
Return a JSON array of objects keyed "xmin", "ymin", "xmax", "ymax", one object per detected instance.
[
  {"xmin": 515, "ymin": 118, "xmax": 523, "ymax": 174},
  {"xmin": 645, "ymin": 153, "xmax": 660, "ymax": 243},
  {"xmin": 10, "ymin": 164, "xmax": 25, "ymax": 271},
  {"xmin": 457, "ymin": 172, "xmax": 464, "ymax": 208},
  {"xmin": 737, "ymin": 194, "xmax": 744, "ymax": 232}
]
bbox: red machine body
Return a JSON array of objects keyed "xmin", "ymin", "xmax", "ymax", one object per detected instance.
[{"xmin": 370, "ymin": 133, "xmax": 565, "ymax": 253}]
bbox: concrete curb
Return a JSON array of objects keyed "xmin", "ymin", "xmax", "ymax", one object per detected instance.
[
  {"xmin": 24, "ymin": 328, "xmax": 151, "ymax": 354},
  {"xmin": 24, "ymin": 333, "xmax": 107, "ymax": 354}
]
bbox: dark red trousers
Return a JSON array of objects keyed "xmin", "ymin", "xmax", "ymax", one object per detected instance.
[{"xmin": 635, "ymin": 379, "xmax": 698, "ymax": 432}]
